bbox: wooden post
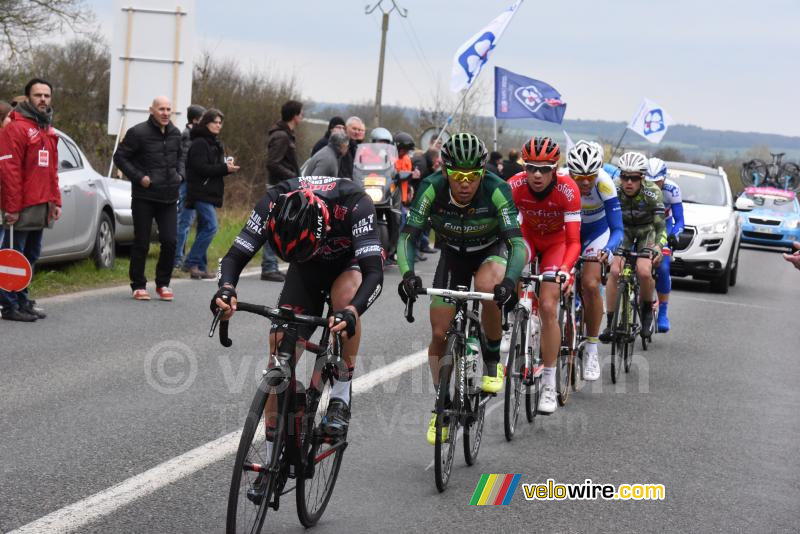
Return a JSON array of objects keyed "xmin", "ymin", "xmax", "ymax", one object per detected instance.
[{"xmin": 172, "ymin": 6, "xmax": 183, "ymax": 125}]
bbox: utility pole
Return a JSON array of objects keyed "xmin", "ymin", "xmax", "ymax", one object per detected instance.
[{"xmin": 365, "ymin": 0, "xmax": 407, "ymax": 129}]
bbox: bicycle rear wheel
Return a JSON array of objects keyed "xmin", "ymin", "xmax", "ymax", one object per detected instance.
[
  {"xmin": 779, "ymin": 162, "xmax": 800, "ymax": 191},
  {"xmin": 435, "ymin": 336, "xmax": 459, "ymax": 493},
  {"xmin": 504, "ymin": 308, "xmax": 527, "ymax": 441},
  {"xmin": 610, "ymin": 283, "xmax": 626, "ymax": 384},
  {"xmin": 625, "ymin": 293, "xmax": 637, "ymax": 373},
  {"xmin": 227, "ymin": 375, "xmax": 288, "ymax": 534},
  {"xmin": 556, "ymin": 301, "xmax": 575, "ymax": 406},
  {"xmin": 741, "ymin": 159, "xmax": 768, "ymax": 187},
  {"xmin": 296, "ymin": 358, "xmax": 346, "ymax": 527}
]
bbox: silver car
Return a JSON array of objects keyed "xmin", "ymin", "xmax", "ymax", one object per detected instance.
[{"xmin": 37, "ymin": 130, "xmax": 135, "ymax": 268}]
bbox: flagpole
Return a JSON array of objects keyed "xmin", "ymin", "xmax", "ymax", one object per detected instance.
[
  {"xmin": 609, "ymin": 128, "xmax": 627, "ymax": 162},
  {"xmin": 434, "ymin": 86, "xmax": 473, "ymax": 146},
  {"xmin": 493, "ymin": 116, "xmax": 498, "ymax": 152}
]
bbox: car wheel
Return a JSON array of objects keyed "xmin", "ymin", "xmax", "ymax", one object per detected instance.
[
  {"xmin": 729, "ymin": 244, "xmax": 740, "ymax": 287},
  {"xmin": 710, "ymin": 246, "xmax": 733, "ymax": 294},
  {"xmin": 92, "ymin": 212, "xmax": 115, "ymax": 269}
]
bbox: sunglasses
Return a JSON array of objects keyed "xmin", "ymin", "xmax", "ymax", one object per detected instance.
[
  {"xmin": 620, "ymin": 174, "xmax": 643, "ymax": 182},
  {"xmin": 525, "ymin": 163, "xmax": 557, "ymax": 174},
  {"xmin": 446, "ymin": 167, "xmax": 484, "ymax": 183},
  {"xmin": 572, "ymin": 173, "xmax": 598, "ymax": 182}
]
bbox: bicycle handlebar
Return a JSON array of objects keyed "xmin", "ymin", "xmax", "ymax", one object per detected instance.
[
  {"xmin": 209, "ymin": 301, "xmax": 329, "ymax": 347},
  {"xmin": 520, "ymin": 272, "xmax": 568, "ymax": 284},
  {"xmin": 404, "ymin": 287, "xmax": 508, "ymax": 329}
]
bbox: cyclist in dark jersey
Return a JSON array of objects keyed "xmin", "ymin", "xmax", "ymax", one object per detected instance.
[
  {"xmin": 601, "ymin": 152, "xmax": 666, "ymax": 339},
  {"xmin": 396, "ymin": 132, "xmax": 527, "ymax": 445},
  {"xmin": 212, "ymin": 176, "xmax": 384, "ymax": 436}
]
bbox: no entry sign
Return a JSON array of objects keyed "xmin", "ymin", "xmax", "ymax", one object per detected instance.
[{"xmin": 0, "ymin": 249, "xmax": 32, "ymax": 291}]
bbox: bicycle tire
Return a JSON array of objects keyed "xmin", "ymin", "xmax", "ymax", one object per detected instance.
[
  {"xmin": 504, "ymin": 307, "xmax": 527, "ymax": 441},
  {"xmin": 625, "ymin": 290, "xmax": 637, "ymax": 374},
  {"xmin": 435, "ymin": 337, "xmax": 459, "ymax": 493},
  {"xmin": 227, "ymin": 375, "xmax": 288, "ymax": 534},
  {"xmin": 556, "ymin": 302, "xmax": 574, "ymax": 407},
  {"xmin": 610, "ymin": 282, "xmax": 626, "ymax": 384},
  {"xmin": 463, "ymin": 317, "xmax": 484, "ymax": 466},
  {"xmin": 741, "ymin": 159, "xmax": 768, "ymax": 187},
  {"xmin": 779, "ymin": 162, "xmax": 800, "ymax": 192},
  {"xmin": 296, "ymin": 355, "xmax": 346, "ymax": 527}
]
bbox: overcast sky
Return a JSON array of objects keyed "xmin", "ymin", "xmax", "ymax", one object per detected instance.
[{"xmin": 87, "ymin": 0, "xmax": 799, "ymax": 136}]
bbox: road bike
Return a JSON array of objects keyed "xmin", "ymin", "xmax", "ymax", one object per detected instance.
[
  {"xmin": 569, "ymin": 255, "xmax": 608, "ymax": 388},
  {"xmin": 210, "ymin": 300, "xmax": 347, "ymax": 532},
  {"xmin": 404, "ymin": 286, "xmax": 500, "ymax": 492},
  {"xmin": 741, "ymin": 152, "xmax": 800, "ymax": 191}
]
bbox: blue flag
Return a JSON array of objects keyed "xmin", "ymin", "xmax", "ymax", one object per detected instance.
[{"xmin": 494, "ymin": 66, "xmax": 566, "ymax": 123}]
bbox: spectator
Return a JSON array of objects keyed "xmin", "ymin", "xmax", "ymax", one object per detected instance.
[
  {"xmin": 310, "ymin": 116, "xmax": 345, "ymax": 156},
  {"xmin": 113, "ymin": 95, "xmax": 182, "ymax": 301},
  {"xmin": 501, "ymin": 148, "xmax": 523, "ymax": 179},
  {"xmin": 262, "ymin": 99, "xmax": 303, "ymax": 281},
  {"xmin": 0, "ymin": 100, "xmax": 12, "ymax": 247},
  {"xmin": 302, "ymin": 131, "xmax": 348, "ymax": 177},
  {"xmin": 487, "ymin": 150, "xmax": 503, "ymax": 177},
  {"xmin": 783, "ymin": 241, "xmax": 800, "ymax": 270},
  {"xmin": 338, "ymin": 116, "xmax": 366, "ymax": 179},
  {"xmin": 184, "ymin": 109, "xmax": 239, "ymax": 279},
  {"xmin": 0, "ymin": 79, "xmax": 61, "ymax": 322},
  {"xmin": 175, "ymin": 104, "xmax": 206, "ymax": 270}
]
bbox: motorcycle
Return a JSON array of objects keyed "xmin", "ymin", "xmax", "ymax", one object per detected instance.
[{"xmin": 352, "ymin": 143, "xmax": 412, "ymax": 263}]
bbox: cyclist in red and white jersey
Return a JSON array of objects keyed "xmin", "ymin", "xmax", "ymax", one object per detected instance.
[{"xmin": 509, "ymin": 136, "xmax": 581, "ymax": 414}]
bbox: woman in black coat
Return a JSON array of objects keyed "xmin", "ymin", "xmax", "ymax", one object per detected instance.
[{"xmin": 184, "ymin": 109, "xmax": 239, "ymax": 278}]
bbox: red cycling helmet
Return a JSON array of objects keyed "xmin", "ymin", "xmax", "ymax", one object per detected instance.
[
  {"xmin": 521, "ymin": 136, "xmax": 561, "ymax": 163},
  {"xmin": 267, "ymin": 188, "xmax": 329, "ymax": 263}
]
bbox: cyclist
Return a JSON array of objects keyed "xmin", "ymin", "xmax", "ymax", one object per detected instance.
[
  {"xmin": 566, "ymin": 140, "xmax": 623, "ymax": 381},
  {"xmin": 211, "ymin": 176, "xmax": 384, "ymax": 438},
  {"xmin": 645, "ymin": 157, "xmax": 684, "ymax": 333},
  {"xmin": 396, "ymin": 132, "xmax": 527, "ymax": 445},
  {"xmin": 600, "ymin": 152, "xmax": 666, "ymax": 341},
  {"xmin": 509, "ymin": 136, "xmax": 581, "ymax": 414}
]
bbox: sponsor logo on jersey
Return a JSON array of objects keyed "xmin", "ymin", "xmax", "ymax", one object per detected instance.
[
  {"xmin": 352, "ymin": 214, "xmax": 375, "ymax": 237},
  {"xmin": 234, "ymin": 236, "xmax": 255, "ymax": 253},
  {"xmin": 246, "ymin": 210, "xmax": 264, "ymax": 235},
  {"xmin": 443, "ymin": 221, "xmax": 490, "ymax": 233},
  {"xmin": 556, "ymin": 183, "xmax": 575, "ymax": 202},
  {"xmin": 367, "ymin": 283, "xmax": 382, "ymax": 307},
  {"xmin": 355, "ymin": 244, "xmax": 383, "ymax": 256},
  {"xmin": 334, "ymin": 205, "xmax": 348, "ymax": 221}
]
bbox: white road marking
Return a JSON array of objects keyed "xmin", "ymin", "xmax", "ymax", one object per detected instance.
[
  {"xmin": 676, "ymin": 294, "xmax": 773, "ymax": 310},
  {"xmin": 10, "ymin": 349, "xmax": 427, "ymax": 534}
]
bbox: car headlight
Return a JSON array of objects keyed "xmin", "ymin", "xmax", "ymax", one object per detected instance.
[
  {"xmin": 785, "ymin": 219, "xmax": 800, "ymax": 229},
  {"xmin": 698, "ymin": 220, "xmax": 728, "ymax": 234}
]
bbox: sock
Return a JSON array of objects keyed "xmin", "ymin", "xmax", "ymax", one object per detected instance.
[
  {"xmin": 586, "ymin": 340, "xmax": 598, "ymax": 356},
  {"xmin": 331, "ymin": 365, "xmax": 355, "ymax": 405},
  {"xmin": 659, "ymin": 302, "xmax": 668, "ymax": 315},
  {"xmin": 265, "ymin": 440, "xmax": 273, "ymax": 461},
  {"xmin": 542, "ymin": 366, "xmax": 556, "ymax": 387},
  {"xmin": 484, "ymin": 337, "xmax": 501, "ymax": 376}
]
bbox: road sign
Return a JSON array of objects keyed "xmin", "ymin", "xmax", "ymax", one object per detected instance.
[{"xmin": 0, "ymin": 249, "xmax": 32, "ymax": 292}]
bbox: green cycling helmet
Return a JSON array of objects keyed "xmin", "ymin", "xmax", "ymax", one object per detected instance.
[{"xmin": 441, "ymin": 132, "xmax": 488, "ymax": 170}]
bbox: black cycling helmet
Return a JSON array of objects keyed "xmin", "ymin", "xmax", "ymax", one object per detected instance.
[
  {"xmin": 267, "ymin": 188, "xmax": 329, "ymax": 263},
  {"xmin": 394, "ymin": 131, "xmax": 415, "ymax": 151},
  {"xmin": 441, "ymin": 132, "xmax": 488, "ymax": 169}
]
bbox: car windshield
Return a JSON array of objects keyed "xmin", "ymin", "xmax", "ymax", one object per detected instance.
[
  {"xmin": 666, "ymin": 169, "xmax": 727, "ymax": 207},
  {"xmin": 751, "ymin": 196, "xmax": 798, "ymax": 213}
]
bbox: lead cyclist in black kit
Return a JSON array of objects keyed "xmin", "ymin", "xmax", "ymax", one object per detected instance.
[{"xmin": 212, "ymin": 176, "xmax": 384, "ymax": 436}]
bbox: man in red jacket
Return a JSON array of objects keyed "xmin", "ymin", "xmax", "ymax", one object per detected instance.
[{"xmin": 0, "ymin": 78, "xmax": 61, "ymax": 322}]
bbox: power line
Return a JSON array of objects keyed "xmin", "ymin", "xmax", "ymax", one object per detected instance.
[{"xmin": 398, "ymin": 15, "xmax": 437, "ymax": 85}]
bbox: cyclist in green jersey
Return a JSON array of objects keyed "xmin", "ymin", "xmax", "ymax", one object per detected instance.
[
  {"xmin": 396, "ymin": 132, "xmax": 527, "ymax": 445},
  {"xmin": 601, "ymin": 151, "xmax": 667, "ymax": 339}
]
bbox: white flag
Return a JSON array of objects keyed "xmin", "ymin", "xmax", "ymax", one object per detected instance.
[
  {"xmin": 563, "ymin": 130, "xmax": 576, "ymax": 151},
  {"xmin": 627, "ymin": 98, "xmax": 673, "ymax": 143},
  {"xmin": 450, "ymin": 0, "xmax": 523, "ymax": 93}
]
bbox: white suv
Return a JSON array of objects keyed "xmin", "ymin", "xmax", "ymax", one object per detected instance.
[{"xmin": 666, "ymin": 161, "xmax": 741, "ymax": 294}]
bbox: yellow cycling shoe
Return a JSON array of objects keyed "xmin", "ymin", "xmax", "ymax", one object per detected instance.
[
  {"xmin": 426, "ymin": 413, "xmax": 449, "ymax": 445},
  {"xmin": 481, "ymin": 363, "xmax": 504, "ymax": 393}
]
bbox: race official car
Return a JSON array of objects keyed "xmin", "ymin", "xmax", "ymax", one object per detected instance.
[{"xmin": 738, "ymin": 187, "xmax": 800, "ymax": 250}]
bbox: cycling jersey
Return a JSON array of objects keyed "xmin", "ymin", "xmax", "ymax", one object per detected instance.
[
  {"xmin": 580, "ymin": 168, "xmax": 623, "ymax": 253},
  {"xmin": 615, "ymin": 179, "xmax": 667, "ymax": 251},
  {"xmin": 603, "ymin": 163, "xmax": 620, "ymax": 179},
  {"xmin": 219, "ymin": 176, "xmax": 383, "ymax": 316},
  {"xmin": 509, "ymin": 172, "xmax": 581, "ymax": 273},
  {"xmin": 397, "ymin": 170, "xmax": 526, "ymax": 284},
  {"xmin": 661, "ymin": 178, "xmax": 685, "ymax": 236}
]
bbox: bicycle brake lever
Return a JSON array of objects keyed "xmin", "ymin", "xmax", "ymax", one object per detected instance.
[{"xmin": 209, "ymin": 308, "xmax": 223, "ymax": 338}]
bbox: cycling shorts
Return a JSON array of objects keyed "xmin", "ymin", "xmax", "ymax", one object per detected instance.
[
  {"xmin": 522, "ymin": 232, "xmax": 564, "ymax": 275},
  {"xmin": 619, "ymin": 225, "xmax": 658, "ymax": 254},
  {"xmin": 431, "ymin": 242, "xmax": 507, "ymax": 308},
  {"xmin": 581, "ymin": 228, "xmax": 610, "ymax": 257},
  {"xmin": 270, "ymin": 257, "xmax": 360, "ymax": 340}
]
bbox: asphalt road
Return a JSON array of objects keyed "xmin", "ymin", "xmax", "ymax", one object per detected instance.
[{"xmin": 1, "ymin": 248, "xmax": 798, "ymax": 533}]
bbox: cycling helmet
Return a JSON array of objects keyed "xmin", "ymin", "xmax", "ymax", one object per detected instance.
[
  {"xmin": 267, "ymin": 188, "xmax": 329, "ymax": 263},
  {"xmin": 394, "ymin": 131, "xmax": 415, "ymax": 151},
  {"xmin": 589, "ymin": 141, "xmax": 605, "ymax": 161},
  {"xmin": 441, "ymin": 132, "xmax": 488, "ymax": 169},
  {"xmin": 567, "ymin": 140, "xmax": 604, "ymax": 175},
  {"xmin": 521, "ymin": 136, "xmax": 560, "ymax": 163},
  {"xmin": 617, "ymin": 151, "xmax": 648, "ymax": 174},
  {"xmin": 645, "ymin": 157, "xmax": 668, "ymax": 181},
  {"xmin": 369, "ymin": 127, "xmax": 393, "ymax": 144}
]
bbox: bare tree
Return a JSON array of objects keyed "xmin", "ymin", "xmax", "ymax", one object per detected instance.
[{"xmin": 0, "ymin": 0, "xmax": 92, "ymax": 60}]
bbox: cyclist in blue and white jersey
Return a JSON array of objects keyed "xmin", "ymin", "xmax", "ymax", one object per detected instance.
[
  {"xmin": 603, "ymin": 162, "xmax": 620, "ymax": 180},
  {"xmin": 566, "ymin": 141, "xmax": 623, "ymax": 380},
  {"xmin": 645, "ymin": 157, "xmax": 684, "ymax": 332}
]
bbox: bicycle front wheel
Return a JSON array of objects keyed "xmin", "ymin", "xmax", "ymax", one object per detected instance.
[
  {"xmin": 556, "ymin": 303, "xmax": 574, "ymax": 406},
  {"xmin": 227, "ymin": 375, "xmax": 288, "ymax": 534},
  {"xmin": 435, "ymin": 336, "xmax": 459, "ymax": 493},
  {"xmin": 504, "ymin": 308, "xmax": 527, "ymax": 441},
  {"xmin": 610, "ymin": 283, "xmax": 626, "ymax": 384},
  {"xmin": 296, "ymin": 361, "xmax": 346, "ymax": 527}
]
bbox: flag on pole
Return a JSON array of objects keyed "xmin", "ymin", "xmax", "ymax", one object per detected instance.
[
  {"xmin": 627, "ymin": 98, "xmax": 673, "ymax": 143},
  {"xmin": 450, "ymin": 0, "xmax": 523, "ymax": 93},
  {"xmin": 563, "ymin": 130, "xmax": 575, "ymax": 151},
  {"xmin": 494, "ymin": 66, "xmax": 566, "ymax": 124}
]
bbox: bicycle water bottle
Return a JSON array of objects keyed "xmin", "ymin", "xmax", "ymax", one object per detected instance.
[{"xmin": 465, "ymin": 336, "xmax": 481, "ymax": 387}]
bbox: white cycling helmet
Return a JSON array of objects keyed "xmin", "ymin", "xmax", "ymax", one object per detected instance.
[
  {"xmin": 369, "ymin": 127, "xmax": 393, "ymax": 144},
  {"xmin": 589, "ymin": 141, "xmax": 605, "ymax": 161},
  {"xmin": 617, "ymin": 151, "xmax": 648, "ymax": 174},
  {"xmin": 567, "ymin": 140, "xmax": 604, "ymax": 175},
  {"xmin": 645, "ymin": 157, "xmax": 668, "ymax": 181}
]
